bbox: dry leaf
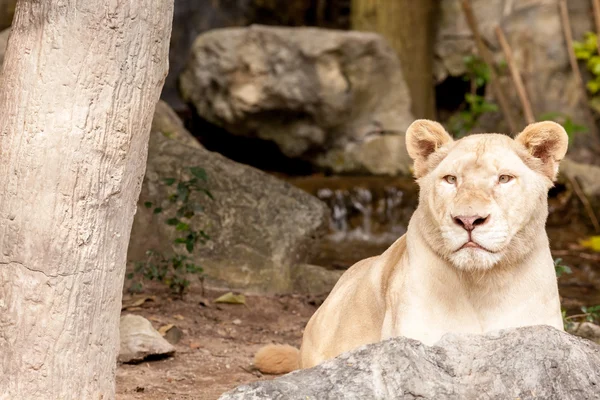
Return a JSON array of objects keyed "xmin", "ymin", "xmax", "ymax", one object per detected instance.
[
  {"xmin": 174, "ymin": 314, "xmax": 185, "ymax": 320},
  {"xmin": 121, "ymin": 296, "xmax": 156, "ymax": 310},
  {"xmin": 214, "ymin": 292, "xmax": 246, "ymax": 304},
  {"xmin": 581, "ymin": 236, "xmax": 600, "ymax": 252},
  {"xmin": 190, "ymin": 341, "xmax": 201, "ymax": 349},
  {"xmin": 158, "ymin": 324, "xmax": 175, "ymax": 336}
]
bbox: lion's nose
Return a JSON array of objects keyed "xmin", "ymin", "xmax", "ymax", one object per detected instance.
[{"xmin": 453, "ymin": 215, "xmax": 489, "ymax": 231}]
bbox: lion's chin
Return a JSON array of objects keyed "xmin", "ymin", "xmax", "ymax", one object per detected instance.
[{"xmin": 447, "ymin": 247, "xmax": 503, "ymax": 272}]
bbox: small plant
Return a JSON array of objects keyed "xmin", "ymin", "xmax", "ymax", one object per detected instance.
[
  {"xmin": 563, "ymin": 305, "xmax": 600, "ymax": 330},
  {"xmin": 128, "ymin": 166, "xmax": 212, "ymax": 295},
  {"xmin": 554, "ymin": 257, "xmax": 573, "ymax": 277},
  {"xmin": 447, "ymin": 55, "xmax": 499, "ymax": 137},
  {"xmin": 539, "ymin": 112, "xmax": 587, "ymax": 144},
  {"xmin": 573, "ymin": 32, "xmax": 600, "ymax": 97},
  {"xmin": 128, "ymin": 251, "xmax": 204, "ymax": 295},
  {"xmin": 161, "ymin": 166, "xmax": 212, "ymax": 253}
]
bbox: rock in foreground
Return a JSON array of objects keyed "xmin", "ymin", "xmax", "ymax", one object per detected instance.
[
  {"xmin": 180, "ymin": 25, "xmax": 414, "ymax": 175},
  {"xmin": 220, "ymin": 326, "xmax": 600, "ymax": 399},
  {"xmin": 119, "ymin": 315, "xmax": 175, "ymax": 363}
]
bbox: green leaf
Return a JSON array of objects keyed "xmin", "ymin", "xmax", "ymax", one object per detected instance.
[
  {"xmin": 574, "ymin": 48, "xmax": 593, "ymax": 60},
  {"xmin": 200, "ymin": 188, "xmax": 214, "ymax": 200},
  {"xmin": 144, "ymin": 202, "xmax": 153, "ymax": 208},
  {"xmin": 584, "ymin": 32, "xmax": 598, "ymax": 51},
  {"xmin": 186, "ymin": 241, "xmax": 194, "ymax": 253},
  {"xmin": 587, "ymin": 80, "xmax": 600, "ymax": 94},
  {"xmin": 163, "ymin": 178, "xmax": 176, "ymax": 186},
  {"xmin": 177, "ymin": 183, "xmax": 190, "ymax": 203},
  {"xmin": 126, "ymin": 272, "xmax": 134, "ymax": 280},
  {"xmin": 176, "ymin": 222, "xmax": 190, "ymax": 231},
  {"xmin": 480, "ymin": 102, "xmax": 498, "ymax": 113},
  {"xmin": 174, "ymin": 237, "xmax": 187, "ymax": 244},
  {"xmin": 153, "ymin": 207, "xmax": 163, "ymax": 214},
  {"xmin": 190, "ymin": 167, "xmax": 208, "ymax": 181},
  {"xmin": 539, "ymin": 111, "xmax": 563, "ymax": 121},
  {"xmin": 166, "ymin": 218, "xmax": 180, "ymax": 226}
]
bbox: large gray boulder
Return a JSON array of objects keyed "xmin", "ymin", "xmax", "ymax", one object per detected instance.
[
  {"xmin": 180, "ymin": 25, "xmax": 414, "ymax": 176},
  {"xmin": 163, "ymin": 0, "xmax": 348, "ymax": 109},
  {"xmin": 220, "ymin": 325, "xmax": 600, "ymax": 399},
  {"xmin": 127, "ymin": 101, "xmax": 329, "ymax": 293}
]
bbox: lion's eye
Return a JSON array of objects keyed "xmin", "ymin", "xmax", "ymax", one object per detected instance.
[
  {"xmin": 499, "ymin": 175, "xmax": 514, "ymax": 184},
  {"xmin": 444, "ymin": 175, "xmax": 457, "ymax": 184}
]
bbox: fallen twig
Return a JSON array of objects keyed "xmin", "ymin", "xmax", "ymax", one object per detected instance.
[
  {"xmin": 567, "ymin": 175, "xmax": 600, "ymax": 233},
  {"xmin": 592, "ymin": 0, "xmax": 600, "ymax": 54},
  {"xmin": 495, "ymin": 25, "xmax": 535, "ymax": 124},
  {"xmin": 460, "ymin": 0, "xmax": 518, "ymax": 133},
  {"xmin": 552, "ymin": 249, "xmax": 600, "ymax": 261}
]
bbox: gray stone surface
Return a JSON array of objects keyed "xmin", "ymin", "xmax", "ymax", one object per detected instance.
[
  {"xmin": 435, "ymin": 0, "xmax": 598, "ymax": 161},
  {"xmin": 127, "ymin": 101, "xmax": 329, "ymax": 293},
  {"xmin": 119, "ymin": 314, "xmax": 175, "ymax": 363},
  {"xmin": 560, "ymin": 158, "xmax": 600, "ymax": 200},
  {"xmin": 180, "ymin": 25, "xmax": 414, "ymax": 175},
  {"xmin": 220, "ymin": 325, "xmax": 600, "ymax": 399},
  {"xmin": 569, "ymin": 322, "xmax": 600, "ymax": 345},
  {"xmin": 291, "ymin": 264, "xmax": 343, "ymax": 295}
]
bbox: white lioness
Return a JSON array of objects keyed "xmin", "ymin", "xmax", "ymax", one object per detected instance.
[{"xmin": 254, "ymin": 120, "xmax": 567, "ymax": 374}]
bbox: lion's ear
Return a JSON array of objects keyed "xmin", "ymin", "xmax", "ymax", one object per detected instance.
[
  {"xmin": 406, "ymin": 119, "xmax": 453, "ymax": 178},
  {"xmin": 515, "ymin": 121, "xmax": 568, "ymax": 180}
]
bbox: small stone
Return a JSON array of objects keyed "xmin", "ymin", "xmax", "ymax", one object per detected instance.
[
  {"xmin": 119, "ymin": 314, "xmax": 175, "ymax": 363},
  {"xmin": 232, "ymin": 319, "xmax": 242, "ymax": 325},
  {"xmin": 190, "ymin": 341, "xmax": 202, "ymax": 350}
]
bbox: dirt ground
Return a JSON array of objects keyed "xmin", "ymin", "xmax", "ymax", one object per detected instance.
[{"xmin": 116, "ymin": 286, "xmax": 322, "ymax": 400}]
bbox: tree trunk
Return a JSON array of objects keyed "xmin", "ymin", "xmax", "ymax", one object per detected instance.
[
  {"xmin": 0, "ymin": 1, "xmax": 173, "ymax": 398},
  {"xmin": 351, "ymin": 0, "xmax": 436, "ymax": 119}
]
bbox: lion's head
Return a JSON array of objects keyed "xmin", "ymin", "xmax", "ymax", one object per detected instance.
[{"xmin": 406, "ymin": 120, "xmax": 568, "ymax": 271}]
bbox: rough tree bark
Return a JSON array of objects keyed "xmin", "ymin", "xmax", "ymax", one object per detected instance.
[
  {"xmin": 0, "ymin": 1, "xmax": 173, "ymax": 398},
  {"xmin": 351, "ymin": 0, "xmax": 437, "ymax": 119}
]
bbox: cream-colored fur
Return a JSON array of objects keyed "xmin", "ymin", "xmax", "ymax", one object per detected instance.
[{"xmin": 255, "ymin": 120, "xmax": 568, "ymax": 374}]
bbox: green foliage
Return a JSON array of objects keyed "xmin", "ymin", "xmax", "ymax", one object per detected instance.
[
  {"xmin": 573, "ymin": 32, "xmax": 600, "ymax": 100},
  {"xmin": 447, "ymin": 55, "xmax": 498, "ymax": 137},
  {"xmin": 563, "ymin": 305, "xmax": 600, "ymax": 330},
  {"xmin": 554, "ymin": 258, "xmax": 573, "ymax": 277},
  {"xmin": 539, "ymin": 112, "xmax": 587, "ymax": 144},
  {"xmin": 463, "ymin": 55, "xmax": 491, "ymax": 88},
  {"xmin": 128, "ymin": 251, "xmax": 204, "ymax": 295},
  {"xmin": 127, "ymin": 166, "xmax": 212, "ymax": 295}
]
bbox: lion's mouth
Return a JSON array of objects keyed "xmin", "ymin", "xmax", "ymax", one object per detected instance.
[{"xmin": 459, "ymin": 241, "xmax": 492, "ymax": 252}]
